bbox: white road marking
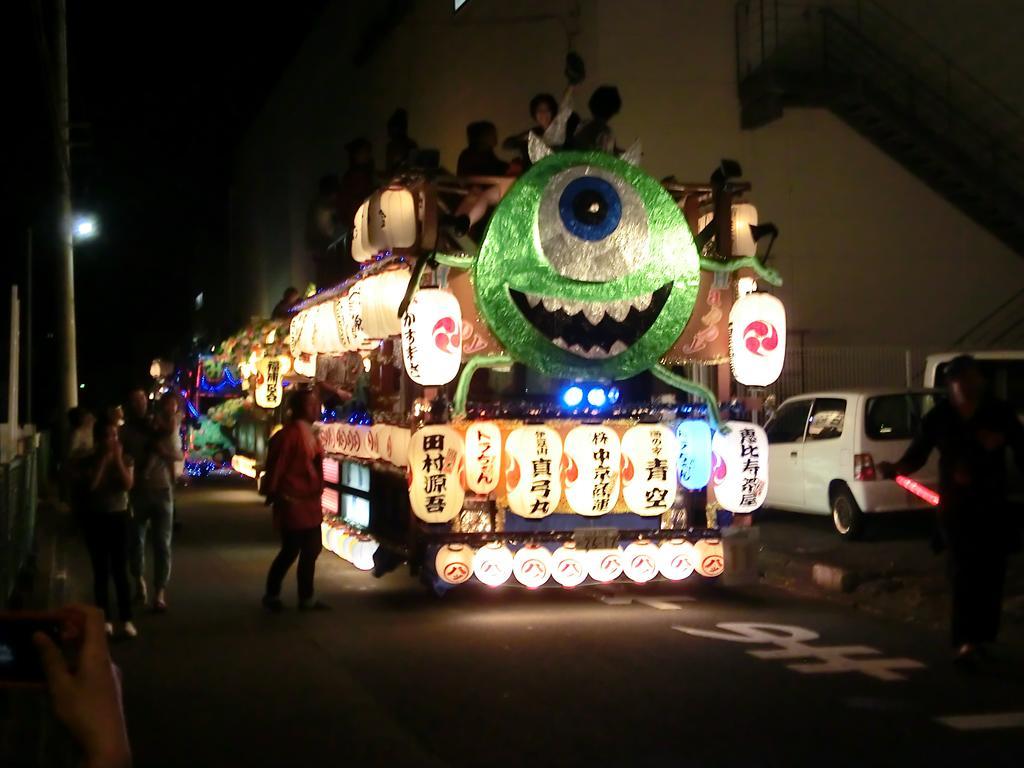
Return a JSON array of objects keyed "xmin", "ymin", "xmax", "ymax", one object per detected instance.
[
  {"xmin": 594, "ymin": 589, "xmax": 695, "ymax": 609},
  {"xmin": 936, "ymin": 712, "xmax": 1024, "ymax": 731}
]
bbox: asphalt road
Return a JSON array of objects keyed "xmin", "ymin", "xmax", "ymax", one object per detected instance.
[{"xmin": 65, "ymin": 480, "xmax": 1024, "ymax": 768}]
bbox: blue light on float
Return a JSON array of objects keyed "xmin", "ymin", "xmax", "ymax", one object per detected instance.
[
  {"xmin": 677, "ymin": 419, "xmax": 712, "ymax": 490},
  {"xmin": 587, "ymin": 387, "xmax": 607, "ymax": 407},
  {"xmin": 607, "ymin": 386, "xmax": 620, "ymax": 405},
  {"xmin": 562, "ymin": 386, "xmax": 584, "ymax": 408}
]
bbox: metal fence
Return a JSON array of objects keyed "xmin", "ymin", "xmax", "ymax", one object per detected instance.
[{"xmin": 0, "ymin": 444, "xmax": 40, "ymax": 608}]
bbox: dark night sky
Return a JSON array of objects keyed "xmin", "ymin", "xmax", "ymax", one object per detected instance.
[{"xmin": 3, "ymin": 1, "xmax": 327, "ymax": 423}]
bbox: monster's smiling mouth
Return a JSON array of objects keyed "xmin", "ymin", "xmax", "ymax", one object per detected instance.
[{"xmin": 509, "ymin": 283, "xmax": 672, "ymax": 359}]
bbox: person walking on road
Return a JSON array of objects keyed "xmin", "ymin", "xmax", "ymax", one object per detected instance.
[
  {"xmin": 261, "ymin": 389, "xmax": 328, "ymax": 612},
  {"xmin": 879, "ymin": 355, "xmax": 1024, "ymax": 666}
]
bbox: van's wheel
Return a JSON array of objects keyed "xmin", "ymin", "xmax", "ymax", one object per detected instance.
[{"xmin": 831, "ymin": 486, "xmax": 865, "ymax": 539}]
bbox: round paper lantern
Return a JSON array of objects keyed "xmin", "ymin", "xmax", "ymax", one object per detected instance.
[
  {"xmin": 254, "ymin": 356, "xmax": 286, "ymax": 409},
  {"xmin": 320, "ymin": 522, "xmax": 330, "ymax": 548},
  {"xmin": 290, "ymin": 309, "xmax": 317, "ymax": 357},
  {"xmin": 312, "ymin": 301, "xmax": 345, "ymax": 354},
  {"xmin": 588, "ymin": 547, "xmax": 625, "ymax": 583},
  {"xmin": 621, "ymin": 425, "xmax": 678, "ymax": 516},
  {"xmin": 292, "ymin": 351, "xmax": 317, "ymax": 378},
  {"xmin": 351, "ymin": 200, "xmax": 376, "ymax": 262},
  {"xmin": 731, "ymin": 203, "xmax": 758, "ymax": 258},
  {"xmin": 337, "ymin": 285, "xmax": 379, "ymax": 351},
  {"xmin": 710, "ymin": 421, "xmax": 769, "ymax": 514},
  {"xmin": 351, "ymin": 537, "xmax": 378, "ymax": 571},
  {"xmin": 465, "ymin": 421, "xmax": 502, "ymax": 495},
  {"xmin": 360, "ymin": 268, "xmax": 411, "ymax": 338},
  {"xmin": 325, "ymin": 526, "xmax": 343, "ymax": 555},
  {"xmin": 388, "ymin": 427, "xmax": 411, "ymax": 468},
  {"xmin": 694, "ymin": 538, "xmax": 726, "ymax": 578},
  {"xmin": 402, "ymin": 288, "xmax": 462, "ymax": 386},
  {"xmin": 368, "ymin": 186, "xmax": 417, "ymax": 250},
  {"xmin": 408, "ymin": 425, "xmax": 465, "ymax": 523},
  {"xmin": 512, "ymin": 544, "xmax": 552, "ymax": 589},
  {"xmin": 563, "ymin": 426, "xmax": 621, "ymax": 516},
  {"xmin": 551, "ymin": 543, "xmax": 588, "ymax": 588},
  {"xmin": 729, "ymin": 291, "xmax": 786, "ymax": 387},
  {"xmin": 473, "ymin": 542, "xmax": 513, "ymax": 587},
  {"xmin": 623, "ymin": 540, "xmax": 660, "ymax": 583},
  {"xmin": 677, "ymin": 419, "xmax": 712, "ymax": 490},
  {"xmin": 435, "ymin": 544, "xmax": 475, "ymax": 585},
  {"xmin": 505, "ymin": 426, "xmax": 562, "ymax": 519},
  {"xmin": 657, "ymin": 539, "xmax": 696, "ymax": 580}
]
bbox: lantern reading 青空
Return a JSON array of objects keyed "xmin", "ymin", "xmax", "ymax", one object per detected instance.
[{"xmin": 621, "ymin": 425, "xmax": 677, "ymax": 516}]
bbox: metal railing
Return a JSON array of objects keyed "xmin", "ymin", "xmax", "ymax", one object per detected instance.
[{"xmin": 0, "ymin": 447, "xmax": 39, "ymax": 607}]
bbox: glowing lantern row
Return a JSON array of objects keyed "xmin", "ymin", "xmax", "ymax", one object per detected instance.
[
  {"xmin": 337, "ymin": 284, "xmax": 379, "ymax": 351},
  {"xmin": 318, "ymin": 423, "xmax": 377, "ymax": 460},
  {"xmin": 711, "ymin": 421, "xmax": 769, "ymax": 514},
  {"xmin": 289, "ymin": 310, "xmax": 316, "ymax": 357},
  {"xmin": 677, "ymin": 420, "xmax": 712, "ymax": 490},
  {"xmin": 729, "ymin": 291, "xmax": 786, "ymax": 387},
  {"xmin": 377, "ymin": 425, "xmax": 410, "ymax": 468},
  {"xmin": 623, "ymin": 540, "xmax": 660, "ymax": 583},
  {"xmin": 512, "ymin": 544, "xmax": 552, "ymax": 589},
  {"xmin": 368, "ymin": 186, "xmax": 417, "ymax": 250},
  {"xmin": 473, "ymin": 542, "xmax": 513, "ymax": 587},
  {"xmin": 694, "ymin": 538, "xmax": 725, "ymax": 578},
  {"xmin": 621, "ymin": 425, "xmax": 677, "ymax": 516},
  {"xmin": 589, "ymin": 547, "xmax": 624, "ymax": 582},
  {"xmin": 564, "ymin": 426, "xmax": 621, "ymax": 517},
  {"xmin": 402, "ymin": 288, "xmax": 462, "ymax": 386},
  {"xmin": 435, "ymin": 544, "xmax": 474, "ymax": 585},
  {"xmin": 254, "ymin": 356, "xmax": 287, "ymax": 409},
  {"xmin": 351, "ymin": 200, "xmax": 376, "ymax": 262},
  {"xmin": 465, "ymin": 421, "xmax": 502, "ymax": 494},
  {"xmin": 408, "ymin": 426, "xmax": 465, "ymax": 523},
  {"xmin": 658, "ymin": 539, "xmax": 696, "ymax": 580},
  {"xmin": 505, "ymin": 426, "xmax": 562, "ymax": 519},
  {"xmin": 324, "ymin": 526, "xmax": 378, "ymax": 571},
  {"xmin": 312, "ymin": 301, "xmax": 345, "ymax": 354},
  {"xmin": 551, "ymin": 543, "xmax": 588, "ymax": 587},
  {"xmin": 360, "ymin": 269, "xmax": 411, "ymax": 338}
]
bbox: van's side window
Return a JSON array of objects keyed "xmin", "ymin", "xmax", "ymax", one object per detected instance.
[
  {"xmin": 766, "ymin": 400, "xmax": 812, "ymax": 444},
  {"xmin": 806, "ymin": 398, "xmax": 846, "ymax": 441}
]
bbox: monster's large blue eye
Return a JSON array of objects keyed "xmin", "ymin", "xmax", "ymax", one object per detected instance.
[{"xmin": 558, "ymin": 177, "xmax": 621, "ymax": 241}]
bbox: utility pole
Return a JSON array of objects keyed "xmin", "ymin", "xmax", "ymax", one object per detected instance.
[
  {"xmin": 26, "ymin": 230, "xmax": 34, "ymax": 425},
  {"xmin": 55, "ymin": 0, "xmax": 78, "ymax": 412}
]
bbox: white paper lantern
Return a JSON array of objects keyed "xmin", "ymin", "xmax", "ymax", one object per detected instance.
[
  {"xmin": 351, "ymin": 537, "xmax": 378, "ymax": 571},
  {"xmin": 658, "ymin": 539, "xmax": 696, "ymax": 580},
  {"xmin": 677, "ymin": 420, "xmax": 713, "ymax": 491},
  {"xmin": 311, "ymin": 301, "xmax": 345, "ymax": 354},
  {"xmin": 408, "ymin": 425, "xmax": 465, "ymax": 523},
  {"xmin": 505, "ymin": 426, "xmax": 562, "ymax": 519},
  {"xmin": 292, "ymin": 351, "xmax": 316, "ymax": 378},
  {"xmin": 402, "ymin": 289, "xmax": 462, "ymax": 386},
  {"xmin": 623, "ymin": 540, "xmax": 660, "ymax": 583},
  {"xmin": 473, "ymin": 542, "xmax": 513, "ymax": 587},
  {"xmin": 254, "ymin": 356, "xmax": 286, "ymax": 409},
  {"xmin": 435, "ymin": 544, "xmax": 475, "ymax": 585},
  {"xmin": 387, "ymin": 427, "xmax": 411, "ymax": 468},
  {"xmin": 512, "ymin": 545, "xmax": 552, "ymax": 589},
  {"xmin": 729, "ymin": 292, "xmax": 786, "ymax": 387},
  {"xmin": 368, "ymin": 186, "xmax": 417, "ymax": 250},
  {"xmin": 621, "ymin": 425, "xmax": 677, "ymax": 516},
  {"xmin": 551, "ymin": 543, "xmax": 589, "ymax": 588},
  {"xmin": 694, "ymin": 538, "xmax": 726, "ymax": 578},
  {"xmin": 588, "ymin": 547, "xmax": 625, "ymax": 582},
  {"xmin": 340, "ymin": 532, "xmax": 357, "ymax": 562},
  {"xmin": 290, "ymin": 309, "xmax": 317, "ymax": 357},
  {"xmin": 325, "ymin": 526, "xmax": 343, "ymax": 554},
  {"xmin": 360, "ymin": 268, "xmax": 411, "ymax": 338},
  {"xmin": 351, "ymin": 200, "xmax": 376, "ymax": 262},
  {"xmin": 563, "ymin": 426, "xmax": 620, "ymax": 517},
  {"xmin": 465, "ymin": 421, "xmax": 502, "ymax": 495},
  {"xmin": 697, "ymin": 203, "xmax": 758, "ymax": 258},
  {"xmin": 711, "ymin": 421, "xmax": 769, "ymax": 514}
]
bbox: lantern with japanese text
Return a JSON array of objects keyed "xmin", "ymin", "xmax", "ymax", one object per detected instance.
[
  {"xmin": 312, "ymin": 301, "xmax": 345, "ymax": 354},
  {"xmin": 352, "ymin": 200, "xmax": 376, "ymax": 262},
  {"xmin": 408, "ymin": 426, "xmax": 465, "ymax": 523},
  {"xmin": 361, "ymin": 268, "xmax": 411, "ymax": 338},
  {"xmin": 512, "ymin": 545, "xmax": 552, "ymax": 589},
  {"xmin": 623, "ymin": 540, "xmax": 660, "ymax": 583},
  {"xmin": 505, "ymin": 426, "xmax": 562, "ymax": 519},
  {"xmin": 402, "ymin": 289, "xmax": 462, "ymax": 386},
  {"xmin": 551, "ymin": 543, "xmax": 588, "ymax": 588},
  {"xmin": 368, "ymin": 186, "xmax": 417, "ymax": 250},
  {"xmin": 729, "ymin": 291, "xmax": 786, "ymax": 386},
  {"xmin": 588, "ymin": 547, "xmax": 625, "ymax": 582},
  {"xmin": 621, "ymin": 425, "xmax": 677, "ymax": 516},
  {"xmin": 710, "ymin": 421, "xmax": 769, "ymax": 514},
  {"xmin": 254, "ymin": 357, "xmax": 286, "ymax": 409},
  {"xmin": 384, "ymin": 426, "xmax": 411, "ymax": 468},
  {"xmin": 473, "ymin": 542, "xmax": 513, "ymax": 587},
  {"xmin": 337, "ymin": 284, "xmax": 379, "ymax": 351},
  {"xmin": 435, "ymin": 544, "xmax": 475, "ymax": 585},
  {"xmin": 290, "ymin": 309, "xmax": 317, "ymax": 357},
  {"xmin": 677, "ymin": 419, "xmax": 712, "ymax": 490},
  {"xmin": 694, "ymin": 538, "xmax": 726, "ymax": 578},
  {"xmin": 658, "ymin": 539, "xmax": 696, "ymax": 580},
  {"xmin": 465, "ymin": 421, "xmax": 502, "ymax": 495},
  {"xmin": 563, "ymin": 425, "xmax": 620, "ymax": 517}
]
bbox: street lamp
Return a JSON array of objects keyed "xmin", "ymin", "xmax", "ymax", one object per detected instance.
[{"xmin": 73, "ymin": 214, "xmax": 99, "ymax": 242}]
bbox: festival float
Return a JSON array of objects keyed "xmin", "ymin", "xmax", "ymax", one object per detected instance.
[{"xmin": 238, "ymin": 128, "xmax": 787, "ymax": 591}]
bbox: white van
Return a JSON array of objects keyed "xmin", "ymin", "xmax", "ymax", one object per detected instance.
[{"xmin": 764, "ymin": 389, "xmax": 940, "ymax": 538}]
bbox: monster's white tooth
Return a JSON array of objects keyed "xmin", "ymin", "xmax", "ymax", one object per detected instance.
[
  {"xmin": 631, "ymin": 293, "xmax": 653, "ymax": 312},
  {"xmin": 560, "ymin": 300, "xmax": 584, "ymax": 316},
  {"xmin": 527, "ymin": 294, "xmax": 541, "ymax": 307},
  {"xmin": 582, "ymin": 304, "xmax": 606, "ymax": 325},
  {"xmin": 607, "ymin": 299, "xmax": 631, "ymax": 322},
  {"xmin": 553, "ymin": 337, "xmax": 569, "ymax": 351},
  {"xmin": 542, "ymin": 296, "xmax": 563, "ymax": 312},
  {"xmin": 608, "ymin": 340, "xmax": 628, "ymax": 356}
]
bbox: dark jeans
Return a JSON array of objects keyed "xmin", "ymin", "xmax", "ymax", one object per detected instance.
[
  {"xmin": 265, "ymin": 527, "xmax": 322, "ymax": 602},
  {"xmin": 949, "ymin": 545, "xmax": 1007, "ymax": 647},
  {"xmin": 85, "ymin": 514, "xmax": 133, "ymax": 622}
]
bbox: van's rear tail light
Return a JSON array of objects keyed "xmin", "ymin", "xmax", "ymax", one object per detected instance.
[{"xmin": 854, "ymin": 453, "xmax": 876, "ymax": 481}]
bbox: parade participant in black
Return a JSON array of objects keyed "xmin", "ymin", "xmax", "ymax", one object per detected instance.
[{"xmin": 879, "ymin": 355, "xmax": 1024, "ymax": 666}]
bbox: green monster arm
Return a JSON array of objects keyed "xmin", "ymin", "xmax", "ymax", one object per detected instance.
[
  {"xmin": 453, "ymin": 354, "xmax": 516, "ymax": 416},
  {"xmin": 434, "ymin": 252, "xmax": 477, "ymax": 270},
  {"xmin": 699, "ymin": 256, "xmax": 782, "ymax": 287},
  {"xmin": 651, "ymin": 364, "xmax": 723, "ymax": 432}
]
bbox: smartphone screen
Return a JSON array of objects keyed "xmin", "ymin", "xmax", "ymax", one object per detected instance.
[{"xmin": 0, "ymin": 613, "xmax": 62, "ymax": 687}]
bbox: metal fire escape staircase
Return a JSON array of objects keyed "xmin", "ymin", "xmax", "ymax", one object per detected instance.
[{"xmin": 736, "ymin": 1, "xmax": 1024, "ymax": 265}]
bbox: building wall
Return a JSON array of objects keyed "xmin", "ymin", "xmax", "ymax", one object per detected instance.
[{"xmin": 233, "ymin": 0, "xmax": 1024, "ymax": 351}]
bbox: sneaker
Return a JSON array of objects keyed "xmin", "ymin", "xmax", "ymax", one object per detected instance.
[
  {"xmin": 104, "ymin": 622, "xmax": 114, "ymax": 637},
  {"xmin": 298, "ymin": 599, "xmax": 331, "ymax": 612},
  {"xmin": 134, "ymin": 579, "xmax": 149, "ymax": 605},
  {"xmin": 123, "ymin": 621, "xmax": 139, "ymax": 639},
  {"xmin": 261, "ymin": 595, "xmax": 284, "ymax": 613}
]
